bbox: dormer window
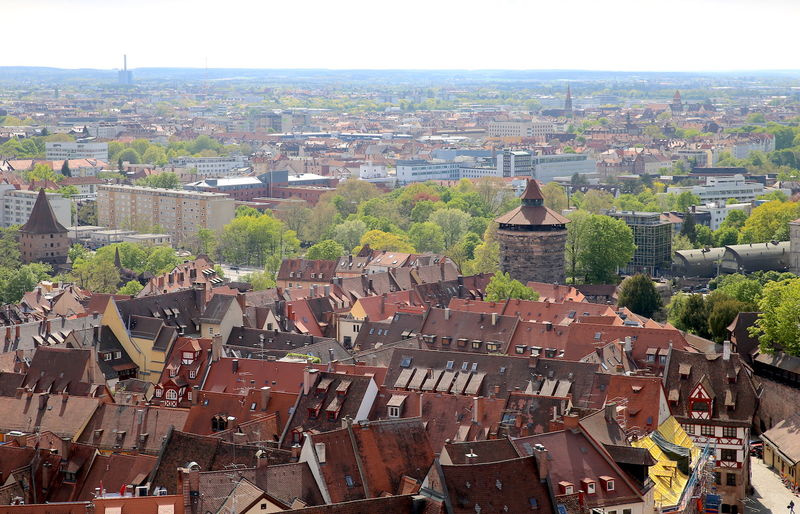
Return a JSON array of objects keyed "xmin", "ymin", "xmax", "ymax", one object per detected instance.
[
  {"xmin": 182, "ymin": 352, "xmax": 194, "ymax": 365},
  {"xmin": 600, "ymin": 476, "xmax": 615, "ymax": 492},
  {"xmin": 558, "ymin": 481, "xmax": 574, "ymax": 495},
  {"xmin": 581, "ymin": 479, "xmax": 596, "ymax": 494}
]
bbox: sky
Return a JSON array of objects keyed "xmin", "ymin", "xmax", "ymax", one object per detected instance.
[{"xmin": 3, "ymin": 0, "xmax": 798, "ymax": 71}]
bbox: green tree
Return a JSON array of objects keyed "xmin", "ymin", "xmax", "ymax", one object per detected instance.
[
  {"xmin": 708, "ymin": 298, "xmax": 750, "ymax": 343},
  {"xmin": 118, "ymin": 280, "xmax": 144, "ymax": 296},
  {"xmin": 485, "ymin": 272, "xmax": 540, "ymax": 302},
  {"xmin": 306, "ymin": 240, "xmax": 345, "ymax": 260},
  {"xmin": 136, "ymin": 172, "xmax": 180, "ymax": 189},
  {"xmin": 191, "ymin": 228, "xmax": 218, "ymax": 257},
  {"xmin": 750, "ymin": 278, "xmax": 800, "ymax": 355},
  {"xmin": 69, "ymin": 257, "xmax": 120, "ymax": 293},
  {"xmin": 145, "ymin": 246, "xmax": 183, "ymax": 274},
  {"xmin": 60, "ymin": 160, "xmax": 71, "ymax": 177},
  {"xmin": 117, "ymin": 148, "xmax": 141, "ymax": 165},
  {"xmin": 581, "ymin": 190, "xmax": 614, "ymax": 214},
  {"xmin": 720, "ymin": 210, "xmax": 748, "ymax": 230},
  {"xmin": 68, "ymin": 243, "xmax": 89, "ymax": 263},
  {"xmin": 142, "ymin": 146, "xmax": 168, "ymax": 166},
  {"xmin": 713, "ymin": 274, "xmax": 762, "ymax": 306},
  {"xmin": 429, "ymin": 208, "xmax": 471, "ymax": 249},
  {"xmin": 694, "ymin": 225, "xmax": 714, "ymax": 248},
  {"xmin": 565, "ymin": 210, "xmax": 589, "ymax": 283},
  {"xmin": 617, "ymin": 274, "xmax": 663, "ymax": 318},
  {"xmin": 0, "ymin": 227, "xmax": 21, "ymax": 269},
  {"xmin": 357, "ymin": 230, "xmax": 414, "ymax": 253},
  {"xmin": 0, "ymin": 263, "xmax": 53, "ymax": 303},
  {"xmin": 243, "ymin": 270, "xmax": 276, "ymax": 291},
  {"xmin": 672, "ymin": 233, "xmax": 694, "ymax": 252},
  {"xmin": 541, "ymin": 182, "xmax": 568, "ymax": 212},
  {"xmin": 576, "ymin": 214, "xmax": 636, "ymax": 283},
  {"xmin": 408, "ymin": 222, "xmax": 446, "ymax": 254},
  {"xmin": 677, "ymin": 294, "xmax": 710, "ymax": 338},
  {"xmin": 218, "ymin": 212, "xmax": 299, "ymax": 266},
  {"xmin": 739, "ymin": 201, "xmax": 800, "ymax": 243},
  {"xmin": 675, "ymin": 191, "xmax": 701, "ymax": 212},
  {"xmin": 713, "ymin": 227, "xmax": 739, "ymax": 247},
  {"xmin": 681, "ymin": 212, "xmax": 697, "ymax": 243},
  {"xmin": 333, "ymin": 219, "xmax": 368, "ymax": 254}
]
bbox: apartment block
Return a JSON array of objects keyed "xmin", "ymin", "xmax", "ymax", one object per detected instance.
[
  {"xmin": 97, "ymin": 185, "xmax": 235, "ymax": 245},
  {"xmin": 0, "ymin": 185, "xmax": 71, "ymax": 228},
  {"xmin": 396, "ymin": 159, "xmax": 461, "ymax": 185}
]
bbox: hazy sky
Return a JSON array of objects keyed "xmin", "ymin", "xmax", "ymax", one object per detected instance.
[{"xmin": 3, "ymin": 0, "xmax": 797, "ymax": 71}]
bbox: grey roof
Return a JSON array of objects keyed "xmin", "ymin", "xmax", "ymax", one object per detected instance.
[
  {"xmin": 721, "ymin": 241, "xmax": 790, "ymax": 273},
  {"xmin": 672, "ymin": 248, "xmax": 725, "ymax": 278},
  {"xmin": 200, "ymin": 294, "xmax": 235, "ymax": 324}
]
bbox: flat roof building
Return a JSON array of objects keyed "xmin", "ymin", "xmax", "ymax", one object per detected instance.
[{"xmin": 97, "ymin": 185, "xmax": 235, "ymax": 246}]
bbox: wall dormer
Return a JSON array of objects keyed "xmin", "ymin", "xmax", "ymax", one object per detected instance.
[{"xmin": 688, "ymin": 382, "xmax": 713, "ymax": 420}]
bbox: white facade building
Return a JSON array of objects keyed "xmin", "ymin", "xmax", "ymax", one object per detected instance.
[
  {"xmin": 488, "ymin": 121, "xmax": 555, "ymax": 139},
  {"xmin": 395, "ymin": 160, "xmax": 461, "ymax": 184},
  {"xmin": 0, "ymin": 185, "xmax": 71, "ymax": 228},
  {"xmin": 358, "ymin": 163, "xmax": 388, "ymax": 179},
  {"xmin": 694, "ymin": 202, "xmax": 751, "ymax": 230},
  {"xmin": 169, "ymin": 156, "xmax": 248, "ymax": 177},
  {"xmin": 667, "ymin": 175, "xmax": 764, "ymax": 204},
  {"xmin": 532, "ymin": 154, "xmax": 597, "ymax": 183},
  {"xmin": 45, "ymin": 142, "xmax": 108, "ymax": 161},
  {"xmin": 496, "ymin": 149, "xmax": 532, "ymax": 178}
]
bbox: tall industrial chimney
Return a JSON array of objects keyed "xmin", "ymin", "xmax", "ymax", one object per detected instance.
[{"xmin": 124, "ymin": 54, "xmax": 127, "ymax": 71}]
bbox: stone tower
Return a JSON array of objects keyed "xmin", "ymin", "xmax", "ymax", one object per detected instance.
[
  {"xmin": 19, "ymin": 189, "xmax": 69, "ymax": 266},
  {"xmin": 671, "ymin": 90, "xmax": 683, "ymax": 113},
  {"xmin": 494, "ymin": 179, "xmax": 569, "ymax": 284}
]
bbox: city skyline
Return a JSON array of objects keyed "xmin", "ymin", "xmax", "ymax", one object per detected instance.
[{"xmin": 5, "ymin": 0, "xmax": 798, "ymax": 72}]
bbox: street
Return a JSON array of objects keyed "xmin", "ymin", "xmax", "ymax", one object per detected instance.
[{"xmin": 748, "ymin": 457, "xmax": 799, "ymax": 513}]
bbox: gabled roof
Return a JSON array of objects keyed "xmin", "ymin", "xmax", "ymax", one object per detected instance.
[
  {"xmin": 436, "ymin": 455, "xmax": 555, "ymax": 514},
  {"xmin": 494, "ymin": 179, "xmax": 569, "ymax": 227},
  {"xmin": 20, "ymin": 188, "xmax": 68, "ymax": 234}
]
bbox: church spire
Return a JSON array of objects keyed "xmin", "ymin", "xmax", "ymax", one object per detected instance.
[{"xmin": 564, "ymin": 84, "xmax": 573, "ymax": 113}]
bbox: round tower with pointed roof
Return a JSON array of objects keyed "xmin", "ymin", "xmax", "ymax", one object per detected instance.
[{"xmin": 494, "ymin": 179, "xmax": 569, "ymax": 284}]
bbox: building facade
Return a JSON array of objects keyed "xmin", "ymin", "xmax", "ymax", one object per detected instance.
[
  {"xmin": 97, "ymin": 185, "xmax": 235, "ymax": 245},
  {"xmin": 0, "ymin": 185, "xmax": 71, "ymax": 228},
  {"xmin": 396, "ymin": 159, "xmax": 461, "ymax": 184},
  {"xmin": 45, "ymin": 142, "xmax": 109, "ymax": 161},
  {"xmin": 609, "ymin": 211, "xmax": 672, "ymax": 276},
  {"xmin": 532, "ymin": 153, "xmax": 597, "ymax": 183},
  {"xmin": 667, "ymin": 175, "xmax": 764, "ymax": 204},
  {"xmin": 496, "ymin": 149, "xmax": 532, "ymax": 178},
  {"xmin": 488, "ymin": 121, "xmax": 555, "ymax": 139},
  {"xmin": 169, "ymin": 156, "xmax": 248, "ymax": 177}
]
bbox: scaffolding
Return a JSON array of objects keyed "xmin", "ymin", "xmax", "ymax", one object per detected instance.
[{"xmin": 609, "ymin": 211, "xmax": 672, "ymax": 276}]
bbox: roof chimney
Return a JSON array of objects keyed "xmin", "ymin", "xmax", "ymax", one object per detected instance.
[
  {"xmin": 303, "ymin": 368, "xmax": 319, "ymax": 395},
  {"xmin": 604, "ymin": 402, "xmax": 616, "ymax": 422},
  {"xmin": 232, "ymin": 359, "xmax": 239, "ymax": 373},
  {"xmin": 723, "ymin": 340, "xmax": 731, "ymax": 361},
  {"xmin": 491, "ymin": 312, "xmax": 498, "ymax": 326},
  {"xmin": 472, "ymin": 396, "xmax": 483, "ymax": 424},
  {"xmin": 562, "ymin": 413, "xmax": 579, "ymax": 430},
  {"xmin": 624, "ymin": 336, "xmax": 632, "ymax": 352},
  {"xmin": 260, "ymin": 386, "xmax": 271, "ymax": 411},
  {"xmin": 192, "ymin": 386, "xmax": 199, "ymax": 406},
  {"xmin": 533, "ymin": 444, "xmax": 549, "ymax": 480},
  {"xmin": 315, "ymin": 442, "xmax": 326, "ymax": 464},
  {"xmin": 444, "ymin": 307, "xmax": 450, "ymax": 320}
]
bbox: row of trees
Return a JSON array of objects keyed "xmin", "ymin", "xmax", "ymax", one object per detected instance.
[{"xmin": 109, "ymin": 135, "xmax": 251, "ymax": 167}]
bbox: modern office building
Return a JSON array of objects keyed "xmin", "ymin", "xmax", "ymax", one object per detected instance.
[
  {"xmin": 0, "ymin": 185, "xmax": 71, "ymax": 228},
  {"xmin": 395, "ymin": 160, "xmax": 461, "ymax": 184},
  {"xmin": 531, "ymin": 153, "xmax": 597, "ymax": 183},
  {"xmin": 97, "ymin": 185, "xmax": 235, "ymax": 245},
  {"xmin": 608, "ymin": 211, "xmax": 672, "ymax": 276},
  {"xmin": 667, "ymin": 175, "xmax": 764, "ymax": 204},
  {"xmin": 45, "ymin": 142, "xmax": 109, "ymax": 161},
  {"xmin": 496, "ymin": 149, "xmax": 532, "ymax": 178}
]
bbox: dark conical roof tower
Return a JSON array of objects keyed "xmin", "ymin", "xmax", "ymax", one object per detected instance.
[{"xmin": 20, "ymin": 189, "xmax": 67, "ymax": 235}]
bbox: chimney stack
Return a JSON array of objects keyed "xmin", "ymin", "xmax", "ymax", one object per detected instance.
[
  {"xmin": 723, "ymin": 340, "xmax": 731, "ymax": 361},
  {"xmin": 491, "ymin": 312, "xmax": 498, "ymax": 326},
  {"xmin": 624, "ymin": 336, "xmax": 632, "ymax": 352},
  {"xmin": 211, "ymin": 334, "xmax": 222, "ymax": 361},
  {"xmin": 260, "ymin": 386, "xmax": 271, "ymax": 410},
  {"xmin": 472, "ymin": 396, "xmax": 483, "ymax": 424},
  {"xmin": 604, "ymin": 402, "xmax": 616, "ymax": 422},
  {"xmin": 255, "ymin": 450, "xmax": 270, "ymax": 491},
  {"xmin": 192, "ymin": 386, "xmax": 199, "ymax": 406},
  {"xmin": 563, "ymin": 413, "xmax": 580, "ymax": 430},
  {"xmin": 444, "ymin": 307, "xmax": 450, "ymax": 320},
  {"xmin": 533, "ymin": 444, "xmax": 549, "ymax": 480},
  {"xmin": 232, "ymin": 359, "xmax": 239, "ymax": 373},
  {"xmin": 303, "ymin": 368, "xmax": 319, "ymax": 395}
]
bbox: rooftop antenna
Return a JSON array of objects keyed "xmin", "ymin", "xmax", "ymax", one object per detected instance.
[{"xmin": 124, "ymin": 54, "xmax": 127, "ymax": 72}]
